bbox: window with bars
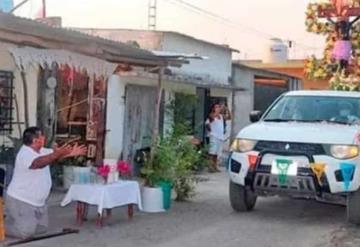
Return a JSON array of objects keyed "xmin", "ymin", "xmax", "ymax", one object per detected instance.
[{"xmin": 0, "ymin": 71, "xmax": 14, "ymax": 135}]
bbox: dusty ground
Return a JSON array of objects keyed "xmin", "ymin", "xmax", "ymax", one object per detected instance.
[{"xmin": 3, "ymin": 170, "xmax": 360, "ymax": 247}]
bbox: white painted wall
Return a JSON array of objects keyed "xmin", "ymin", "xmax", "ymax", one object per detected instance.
[
  {"xmin": 104, "ymin": 74, "xmax": 126, "ymax": 160},
  {"xmin": 162, "ymin": 33, "xmax": 232, "ymax": 85},
  {"xmin": 74, "ymin": 29, "xmax": 163, "ymax": 51},
  {"xmin": 231, "ymin": 66, "xmax": 254, "ymax": 138},
  {"xmin": 0, "ymin": 42, "xmax": 38, "ymax": 144},
  {"xmin": 104, "ymin": 74, "xmax": 196, "ymax": 160}
]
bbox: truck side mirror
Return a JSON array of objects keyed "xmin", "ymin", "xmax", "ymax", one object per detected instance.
[{"xmin": 249, "ymin": 111, "xmax": 262, "ymax": 123}]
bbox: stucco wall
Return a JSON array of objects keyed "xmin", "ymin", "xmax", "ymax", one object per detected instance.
[
  {"xmin": 0, "ymin": 42, "xmax": 38, "ymax": 143},
  {"xmin": 162, "ymin": 33, "xmax": 232, "ymax": 85},
  {"xmin": 105, "ymin": 74, "xmax": 125, "ymax": 160},
  {"xmin": 75, "ymin": 29, "xmax": 164, "ymax": 50},
  {"xmin": 231, "ymin": 66, "xmax": 254, "ymax": 138}
]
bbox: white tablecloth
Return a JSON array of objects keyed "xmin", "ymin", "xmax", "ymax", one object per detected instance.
[{"xmin": 61, "ymin": 181, "xmax": 142, "ymax": 214}]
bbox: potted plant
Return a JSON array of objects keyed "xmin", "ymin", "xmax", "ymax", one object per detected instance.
[
  {"xmin": 172, "ymin": 136, "xmax": 204, "ymax": 201},
  {"xmin": 141, "ymin": 137, "xmax": 176, "ymax": 212}
]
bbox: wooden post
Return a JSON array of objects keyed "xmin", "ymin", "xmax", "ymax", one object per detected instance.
[
  {"xmin": 20, "ymin": 69, "xmax": 29, "ymax": 129},
  {"xmin": 42, "ymin": 0, "xmax": 47, "ymax": 18},
  {"xmin": 150, "ymin": 66, "xmax": 164, "ymax": 164},
  {"xmin": 76, "ymin": 202, "xmax": 86, "ymax": 226},
  {"xmin": 96, "ymin": 213, "xmax": 103, "ymax": 227},
  {"xmin": 0, "ymin": 197, "xmax": 5, "ymax": 241},
  {"xmin": 127, "ymin": 204, "xmax": 134, "ymax": 220},
  {"xmin": 37, "ymin": 63, "xmax": 57, "ymax": 145}
]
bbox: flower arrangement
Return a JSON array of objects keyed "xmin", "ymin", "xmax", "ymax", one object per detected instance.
[
  {"xmin": 96, "ymin": 160, "xmax": 132, "ymax": 184},
  {"xmin": 305, "ymin": 2, "xmax": 334, "ymax": 34},
  {"xmin": 304, "ymin": 56, "xmax": 330, "ymax": 80},
  {"xmin": 329, "ymin": 71, "xmax": 360, "ymax": 90},
  {"xmin": 117, "ymin": 161, "xmax": 132, "ymax": 178},
  {"xmin": 97, "ymin": 164, "xmax": 110, "ymax": 183}
]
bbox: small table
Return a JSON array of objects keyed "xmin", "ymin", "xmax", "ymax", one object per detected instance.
[{"xmin": 61, "ymin": 180, "xmax": 142, "ymax": 226}]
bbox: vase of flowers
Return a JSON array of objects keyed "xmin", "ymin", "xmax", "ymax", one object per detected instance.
[
  {"xmin": 97, "ymin": 160, "xmax": 132, "ymax": 184},
  {"xmin": 117, "ymin": 160, "xmax": 132, "ymax": 179},
  {"xmin": 97, "ymin": 164, "xmax": 110, "ymax": 184}
]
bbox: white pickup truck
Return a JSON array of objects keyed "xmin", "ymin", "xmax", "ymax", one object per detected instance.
[{"xmin": 228, "ymin": 90, "xmax": 360, "ymax": 223}]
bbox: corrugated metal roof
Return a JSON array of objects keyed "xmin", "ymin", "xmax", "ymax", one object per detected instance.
[
  {"xmin": 73, "ymin": 28, "xmax": 239, "ymax": 52},
  {"xmin": 0, "ymin": 12, "xmax": 169, "ymax": 66},
  {"xmin": 121, "ymin": 70, "xmax": 245, "ymax": 91}
]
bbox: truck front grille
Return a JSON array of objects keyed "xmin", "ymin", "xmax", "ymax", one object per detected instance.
[
  {"xmin": 254, "ymin": 173, "xmax": 317, "ymax": 195},
  {"xmin": 254, "ymin": 141, "xmax": 325, "ymax": 156}
]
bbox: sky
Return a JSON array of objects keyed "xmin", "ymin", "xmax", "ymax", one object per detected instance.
[{"xmin": 12, "ymin": 0, "xmax": 326, "ymax": 59}]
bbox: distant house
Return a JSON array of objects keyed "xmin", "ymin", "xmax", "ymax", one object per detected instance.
[
  {"xmin": 74, "ymin": 28, "xmax": 241, "ymax": 160},
  {"xmin": 237, "ymin": 59, "xmax": 328, "ymax": 90},
  {"xmin": 231, "ymin": 62, "xmax": 302, "ymax": 137}
]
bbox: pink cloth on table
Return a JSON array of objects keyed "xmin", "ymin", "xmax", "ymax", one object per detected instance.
[{"xmin": 332, "ymin": 40, "xmax": 352, "ymax": 61}]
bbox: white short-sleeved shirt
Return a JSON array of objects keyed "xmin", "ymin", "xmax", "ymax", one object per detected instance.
[
  {"xmin": 7, "ymin": 145, "xmax": 53, "ymax": 207},
  {"xmin": 205, "ymin": 115, "xmax": 225, "ymax": 141}
]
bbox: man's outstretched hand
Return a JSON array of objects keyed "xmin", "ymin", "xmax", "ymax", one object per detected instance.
[
  {"xmin": 65, "ymin": 143, "xmax": 88, "ymax": 158},
  {"xmin": 31, "ymin": 143, "xmax": 87, "ymax": 169},
  {"xmin": 55, "ymin": 144, "xmax": 73, "ymax": 157}
]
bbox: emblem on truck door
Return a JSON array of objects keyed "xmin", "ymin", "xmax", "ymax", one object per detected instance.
[{"xmin": 285, "ymin": 144, "xmax": 290, "ymax": 150}]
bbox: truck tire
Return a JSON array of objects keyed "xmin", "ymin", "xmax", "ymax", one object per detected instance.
[
  {"xmin": 347, "ymin": 190, "xmax": 360, "ymax": 224},
  {"xmin": 229, "ymin": 180, "xmax": 257, "ymax": 212}
]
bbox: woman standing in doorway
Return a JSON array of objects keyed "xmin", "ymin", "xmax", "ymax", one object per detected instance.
[{"xmin": 205, "ymin": 103, "xmax": 231, "ymax": 172}]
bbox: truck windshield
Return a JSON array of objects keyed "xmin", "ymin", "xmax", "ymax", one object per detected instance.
[{"xmin": 263, "ymin": 95, "xmax": 360, "ymax": 125}]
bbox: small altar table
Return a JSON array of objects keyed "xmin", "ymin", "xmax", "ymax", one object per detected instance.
[{"xmin": 61, "ymin": 180, "xmax": 142, "ymax": 226}]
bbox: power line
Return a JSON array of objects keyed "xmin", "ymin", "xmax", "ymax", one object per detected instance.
[
  {"xmin": 167, "ymin": 0, "xmax": 272, "ymax": 38},
  {"xmin": 163, "ymin": 0, "xmax": 322, "ymax": 52},
  {"xmin": 10, "ymin": 0, "xmax": 30, "ymax": 13}
]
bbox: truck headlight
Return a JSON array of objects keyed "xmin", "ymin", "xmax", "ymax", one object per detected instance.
[
  {"xmin": 330, "ymin": 145, "xmax": 359, "ymax": 159},
  {"xmin": 230, "ymin": 139, "xmax": 257, "ymax": 153}
]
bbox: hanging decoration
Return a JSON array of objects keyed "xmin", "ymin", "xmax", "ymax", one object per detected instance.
[
  {"xmin": 310, "ymin": 163, "xmax": 326, "ymax": 185},
  {"xmin": 275, "ymin": 159, "xmax": 292, "ymax": 185},
  {"xmin": 305, "ymin": 0, "xmax": 360, "ymax": 90},
  {"xmin": 247, "ymin": 154, "xmax": 258, "ymax": 170},
  {"xmin": 340, "ymin": 163, "xmax": 355, "ymax": 191},
  {"xmin": 9, "ymin": 47, "xmax": 116, "ymax": 78}
]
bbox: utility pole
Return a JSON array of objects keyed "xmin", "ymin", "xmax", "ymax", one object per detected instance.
[
  {"xmin": 148, "ymin": 0, "xmax": 157, "ymax": 30},
  {"xmin": 42, "ymin": 0, "xmax": 47, "ymax": 18}
]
